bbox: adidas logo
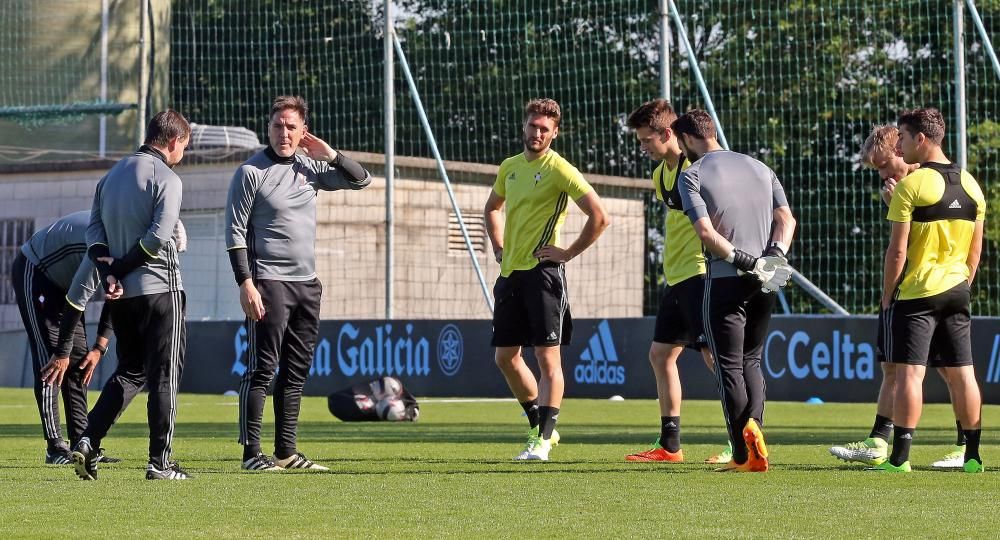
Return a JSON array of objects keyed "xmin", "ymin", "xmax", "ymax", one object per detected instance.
[
  {"xmin": 949, "ymin": 199, "xmax": 962, "ymax": 209},
  {"xmin": 573, "ymin": 320, "xmax": 625, "ymax": 385},
  {"xmin": 901, "ymin": 434, "xmax": 913, "ymax": 440},
  {"xmin": 547, "ymin": 331, "xmax": 558, "ymax": 341},
  {"xmin": 665, "ymin": 422, "xmax": 677, "ymax": 429}
]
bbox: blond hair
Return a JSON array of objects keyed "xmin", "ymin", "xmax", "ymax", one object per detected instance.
[{"xmin": 859, "ymin": 124, "xmax": 899, "ymax": 168}]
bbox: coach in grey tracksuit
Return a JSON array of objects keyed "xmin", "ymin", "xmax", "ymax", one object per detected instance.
[
  {"xmin": 72, "ymin": 110, "xmax": 191, "ymax": 480},
  {"xmin": 673, "ymin": 110, "xmax": 797, "ymax": 470},
  {"xmin": 12, "ymin": 211, "xmax": 114, "ymax": 462},
  {"xmin": 226, "ymin": 95, "xmax": 371, "ymax": 471}
]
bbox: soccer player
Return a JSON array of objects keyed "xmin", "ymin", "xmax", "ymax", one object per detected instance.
[
  {"xmin": 227, "ymin": 96, "xmax": 372, "ymax": 471},
  {"xmin": 12, "ymin": 211, "xmax": 119, "ymax": 465},
  {"xmin": 623, "ymin": 99, "xmax": 731, "ymax": 464},
  {"xmin": 485, "ymin": 98, "xmax": 610, "ymax": 461},
  {"xmin": 875, "ymin": 108, "xmax": 985, "ymax": 473},
  {"xmin": 674, "ymin": 110, "xmax": 796, "ymax": 473},
  {"xmin": 829, "ymin": 125, "xmax": 969, "ymax": 469},
  {"xmin": 71, "ymin": 109, "xmax": 191, "ymax": 481}
]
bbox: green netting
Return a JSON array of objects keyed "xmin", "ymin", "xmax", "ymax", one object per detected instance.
[
  {"xmin": 669, "ymin": 0, "xmax": 998, "ymax": 315},
  {"xmin": 168, "ymin": 1, "xmax": 996, "ymax": 317},
  {"xmin": 0, "ymin": 0, "xmax": 140, "ymax": 155}
]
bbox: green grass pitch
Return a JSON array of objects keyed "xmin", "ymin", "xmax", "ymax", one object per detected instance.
[{"xmin": 0, "ymin": 388, "xmax": 996, "ymax": 538}]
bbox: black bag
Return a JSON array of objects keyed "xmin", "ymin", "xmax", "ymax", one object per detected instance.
[{"xmin": 327, "ymin": 376, "xmax": 419, "ymax": 422}]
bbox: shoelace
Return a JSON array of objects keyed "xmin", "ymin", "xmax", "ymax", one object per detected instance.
[{"xmin": 844, "ymin": 440, "xmax": 872, "ymax": 450}]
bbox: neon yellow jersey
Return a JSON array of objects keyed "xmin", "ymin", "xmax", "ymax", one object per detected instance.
[
  {"xmin": 652, "ymin": 158, "xmax": 706, "ymax": 285},
  {"xmin": 887, "ymin": 163, "xmax": 985, "ymax": 300},
  {"xmin": 493, "ymin": 150, "xmax": 594, "ymax": 277}
]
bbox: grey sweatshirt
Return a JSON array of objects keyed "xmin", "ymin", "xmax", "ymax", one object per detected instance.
[
  {"xmin": 87, "ymin": 147, "xmax": 183, "ymax": 298},
  {"xmin": 225, "ymin": 148, "xmax": 371, "ymax": 281}
]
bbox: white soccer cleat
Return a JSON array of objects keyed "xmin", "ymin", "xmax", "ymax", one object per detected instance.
[
  {"xmin": 526, "ymin": 438, "xmax": 552, "ymax": 461},
  {"xmin": 829, "ymin": 437, "xmax": 888, "ymax": 466},
  {"xmin": 514, "ymin": 427, "xmax": 541, "ymax": 461},
  {"xmin": 273, "ymin": 452, "xmax": 329, "ymax": 471},
  {"xmin": 514, "ymin": 428, "xmax": 559, "ymax": 461},
  {"xmin": 931, "ymin": 445, "xmax": 966, "ymax": 469}
]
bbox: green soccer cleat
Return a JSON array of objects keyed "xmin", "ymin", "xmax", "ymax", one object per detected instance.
[
  {"xmin": 829, "ymin": 437, "xmax": 888, "ymax": 466},
  {"xmin": 705, "ymin": 440, "xmax": 733, "ymax": 464},
  {"xmin": 930, "ymin": 445, "xmax": 966, "ymax": 469},
  {"xmin": 868, "ymin": 460, "xmax": 912, "ymax": 473},
  {"xmin": 514, "ymin": 426, "xmax": 559, "ymax": 461},
  {"xmin": 963, "ymin": 458, "xmax": 984, "ymax": 473}
]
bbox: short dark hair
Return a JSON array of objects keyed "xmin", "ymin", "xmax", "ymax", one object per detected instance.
[
  {"xmin": 144, "ymin": 109, "xmax": 190, "ymax": 146},
  {"xmin": 524, "ymin": 98, "xmax": 562, "ymax": 127},
  {"xmin": 897, "ymin": 107, "xmax": 945, "ymax": 145},
  {"xmin": 627, "ymin": 99, "xmax": 677, "ymax": 133},
  {"xmin": 271, "ymin": 95, "xmax": 309, "ymax": 124},
  {"xmin": 670, "ymin": 109, "xmax": 717, "ymax": 140}
]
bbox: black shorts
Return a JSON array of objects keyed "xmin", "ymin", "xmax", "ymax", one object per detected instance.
[
  {"xmin": 877, "ymin": 308, "xmax": 947, "ymax": 368},
  {"xmin": 885, "ymin": 282, "xmax": 973, "ymax": 367},
  {"xmin": 653, "ymin": 275, "xmax": 706, "ymax": 348},
  {"xmin": 491, "ymin": 262, "xmax": 572, "ymax": 347}
]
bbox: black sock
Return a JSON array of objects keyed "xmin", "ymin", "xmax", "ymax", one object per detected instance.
[
  {"xmin": 519, "ymin": 399, "xmax": 540, "ymax": 429},
  {"xmin": 660, "ymin": 416, "xmax": 681, "ymax": 452},
  {"xmin": 956, "ymin": 420, "xmax": 967, "ymax": 446},
  {"xmin": 889, "ymin": 427, "xmax": 915, "ymax": 466},
  {"xmin": 963, "ymin": 429, "xmax": 982, "ymax": 463},
  {"xmin": 538, "ymin": 406, "xmax": 560, "ymax": 439},
  {"xmin": 243, "ymin": 444, "xmax": 262, "ymax": 461},
  {"xmin": 869, "ymin": 415, "xmax": 894, "ymax": 442}
]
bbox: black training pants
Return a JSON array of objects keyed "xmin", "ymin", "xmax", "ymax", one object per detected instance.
[
  {"xmin": 11, "ymin": 253, "xmax": 90, "ymax": 445},
  {"xmin": 238, "ymin": 279, "xmax": 322, "ymax": 457},
  {"xmin": 702, "ymin": 275, "xmax": 776, "ymax": 464},
  {"xmin": 83, "ymin": 291, "xmax": 186, "ymax": 468}
]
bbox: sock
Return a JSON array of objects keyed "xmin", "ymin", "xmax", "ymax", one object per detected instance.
[
  {"xmin": 519, "ymin": 399, "xmax": 540, "ymax": 429},
  {"xmin": 660, "ymin": 416, "xmax": 681, "ymax": 453},
  {"xmin": 963, "ymin": 429, "xmax": 981, "ymax": 463},
  {"xmin": 888, "ymin": 427, "xmax": 915, "ymax": 467},
  {"xmin": 869, "ymin": 414, "xmax": 894, "ymax": 442},
  {"xmin": 538, "ymin": 406, "xmax": 560, "ymax": 440},
  {"xmin": 243, "ymin": 444, "xmax": 262, "ymax": 461},
  {"xmin": 956, "ymin": 421, "xmax": 967, "ymax": 446}
]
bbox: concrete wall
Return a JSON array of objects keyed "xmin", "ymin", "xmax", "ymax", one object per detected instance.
[{"xmin": 0, "ymin": 152, "xmax": 646, "ymax": 330}]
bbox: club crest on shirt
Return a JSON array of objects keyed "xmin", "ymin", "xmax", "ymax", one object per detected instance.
[
  {"xmin": 506, "ymin": 171, "xmax": 516, "ymax": 183},
  {"xmin": 534, "ymin": 172, "xmax": 542, "ymax": 185},
  {"xmin": 296, "ymin": 171, "xmax": 310, "ymax": 189}
]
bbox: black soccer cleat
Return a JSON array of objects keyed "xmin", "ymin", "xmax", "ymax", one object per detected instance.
[
  {"xmin": 71, "ymin": 438, "xmax": 99, "ymax": 480},
  {"xmin": 45, "ymin": 445, "xmax": 73, "ymax": 465},
  {"xmin": 241, "ymin": 452, "xmax": 283, "ymax": 471},
  {"xmin": 146, "ymin": 461, "xmax": 192, "ymax": 480},
  {"xmin": 95, "ymin": 448, "xmax": 122, "ymax": 464}
]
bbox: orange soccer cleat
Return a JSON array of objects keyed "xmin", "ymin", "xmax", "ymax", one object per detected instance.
[
  {"xmin": 741, "ymin": 418, "xmax": 769, "ymax": 472},
  {"xmin": 625, "ymin": 439, "xmax": 684, "ymax": 462}
]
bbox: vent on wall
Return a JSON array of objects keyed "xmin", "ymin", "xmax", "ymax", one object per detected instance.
[{"xmin": 448, "ymin": 212, "xmax": 487, "ymax": 255}]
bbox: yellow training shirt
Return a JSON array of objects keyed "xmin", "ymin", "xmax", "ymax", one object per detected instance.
[
  {"xmin": 887, "ymin": 163, "xmax": 985, "ymax": 300},
  {"xmin": 652, "ymin": 158, "xmax": 706, "ymax": 285},
  {"xmin": 493, "ymin": 150, "xmax": 594, "ymax": 277}
]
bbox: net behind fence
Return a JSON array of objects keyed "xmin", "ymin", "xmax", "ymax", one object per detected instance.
[
  {"xmin": 0, "ymin": 0, "xmax": 141, "ymax": 160},
  {"xmin": 669, "ymin": 0, "xmax": 999, "ymax": 316}
]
